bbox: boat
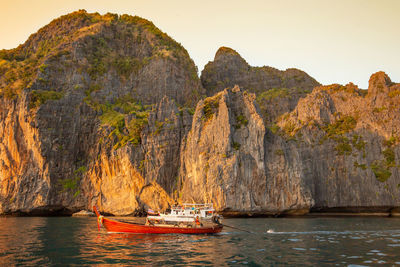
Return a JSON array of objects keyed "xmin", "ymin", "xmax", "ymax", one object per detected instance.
[
  {"xmin": 146, "ymin": 203, "xmax": 222, "ymax": 225},
  {"xmin": 93, "ymin": 206, "xmax": 223, "ymax": 234}
]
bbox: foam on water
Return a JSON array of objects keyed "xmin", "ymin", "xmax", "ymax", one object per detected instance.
[{"xmin": 264, "ymin": 230, "xmax": 400, "ymax": 235}]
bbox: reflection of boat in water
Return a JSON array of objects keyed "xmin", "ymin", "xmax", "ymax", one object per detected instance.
[{"xmin": 93, "ymin": 206, "xmax": 223, "ymax": 234}]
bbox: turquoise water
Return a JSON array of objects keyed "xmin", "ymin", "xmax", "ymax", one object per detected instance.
[{"xmin": 1, "ymin": 217, "xmax": 400, "ymax": 265}]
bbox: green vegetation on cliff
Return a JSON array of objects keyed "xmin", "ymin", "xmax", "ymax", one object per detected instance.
[
  {"xmin": 99, "ymin": 95, "xmax": 151, "ymax": 149},
  {"xmin": 29, "ymin": 90, "xmax": 64, "ymax": 109},
  {"xmin": 234, "ymin": 113, "xmax": 248, "ymax": 129},
  {"xmin": 323, "ymin": 115, "xmax": 357, "ymax": 138},
  {"xmin": 316, "ymin": 115, "xmax": 358, "ymax": 155},
  {"xmin": 203, "ymin": 94, "xmax": 221, "ymax": 121},
  {"xmin": 371, "ymin": 161, "xmax": 392, "ymax": 182},
  {"xmin": 256, "ymin": 88, "xmax": 290, "ymax": 101},
  {"xmin": 60, "ymin": 165, "xmax": 87, "ymax": 198},
  {"xmin": 370, "ymin": 136, "xmax": 398, "ymax": 182}
]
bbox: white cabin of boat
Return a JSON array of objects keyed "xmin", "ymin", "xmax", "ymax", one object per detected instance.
[{"xmin": 146, "ymin": 203, "xmax": 218, "ymax": 226}]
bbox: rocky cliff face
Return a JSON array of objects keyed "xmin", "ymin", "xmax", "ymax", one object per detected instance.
[
  {"xmin": 275, "ymin": 72, "xmax": 400, "ymax": 210},
  {"xmin": 201, "ymin": 47, "xmax": 320, "ymax": 124},
  {"xmin": 179, "ymin": 86, "xmax": 313, "ymax": 215},
  {"xmin": 0, "ymin": 11, "xmax": 399, "ymax": 216},
  {"xmin": 0, "ymin": 10, "xmax": 198, "ymax": 215},
  {"xmin": 201, "ymin": 47, "xmax": 319, "ymax": 96},
  {"xmin": 179, "ymin": 72, "xmax": 400, "ymax": 215}
]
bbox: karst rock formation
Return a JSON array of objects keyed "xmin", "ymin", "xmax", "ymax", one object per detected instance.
[{"xmin": 0, "ymin": 10, "xmax": 399, "ymax": 216}]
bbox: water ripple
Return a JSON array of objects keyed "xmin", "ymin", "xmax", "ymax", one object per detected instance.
[{"xmin": 0, "ymin": 217, "xmax": 400, "ymax": 265}]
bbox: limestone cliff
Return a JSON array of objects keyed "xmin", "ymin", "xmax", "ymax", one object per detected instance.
[
  {"xmin": 0, "ymin": 10, "xmax": 399, "ymax": 216},
  {"xmin": 179, "ymin": 86, "xmax": 313, "ymax": 215},
  {"xmin": 0, "ymin": 10, "xmax": 198, "ymax": 215},
  {"xmin": 201, "ymin": 47, "xmax": 319, "ymax": 96},
  {"xmin": 180, "ymin": 72, "xmax": 400, "ymax": 215},
  {"xmin": 276, "ymin": 72, "xmax": 400, "ymax": 211},
  {"xmin": 201, "ymin": 47, "xmax": 320, "ymax": 124}
]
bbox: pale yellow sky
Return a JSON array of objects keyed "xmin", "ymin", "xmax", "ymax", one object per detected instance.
[{"xmin": 0, "ymin": 0, "xmax": 399, "ymax": 88}]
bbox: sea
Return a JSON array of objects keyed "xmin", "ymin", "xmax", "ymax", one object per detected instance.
[{"xmin": 0, "ymin": 216, "xmax": 400, "ymax": 266}]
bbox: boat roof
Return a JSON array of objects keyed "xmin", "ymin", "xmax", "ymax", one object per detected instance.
[{"xmin": 172, "ymin": 203, "xmax": 214, "ymax": 210}]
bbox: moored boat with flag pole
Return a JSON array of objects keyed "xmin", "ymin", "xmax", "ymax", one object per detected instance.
[{"xmin": 93, "ymin": 205, "xmax": 223, "ymax": 234}]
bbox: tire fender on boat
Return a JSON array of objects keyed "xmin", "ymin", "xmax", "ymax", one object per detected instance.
[{"xmin": 98, "ymin": 215, "xmax": 104, "ymax": 225}]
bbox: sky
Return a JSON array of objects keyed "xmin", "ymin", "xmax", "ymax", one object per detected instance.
[{"xmin": 0, "ymin": 0, "xmax": 399, "ymax": 89}]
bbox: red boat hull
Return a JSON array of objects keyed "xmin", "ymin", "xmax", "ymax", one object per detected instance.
[{"xmin": 93, "ymin": 206, "xmax": 223, "ymax": 234}]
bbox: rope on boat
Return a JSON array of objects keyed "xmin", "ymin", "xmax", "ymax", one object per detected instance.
[{"xmin": 221, "ymin": 223, "xmax": 254, "ymax": 234}]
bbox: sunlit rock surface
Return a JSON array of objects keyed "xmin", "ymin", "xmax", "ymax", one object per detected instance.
[{"xmin": 0, "ymin": 10, "xmax": 399, "ymax": 216}]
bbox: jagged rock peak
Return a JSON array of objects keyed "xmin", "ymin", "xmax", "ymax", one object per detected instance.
[
  {"xmin": 211, "ymin": 46, "xmax": 249, "ymax": 69},
  {"xmin": 214, "ymin": 46, "xmax": 244, "ymax": 60},
  {"xmin": 368, "ymin": 71, "xmax": 393, "ymax": 96},
  {"xmin": 180, "ymin": 85, "xmax": 268, "ymax": 211},
  {"xmin": 201, "ymin": 46, "xmax": 320, "ymax": 102}
]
